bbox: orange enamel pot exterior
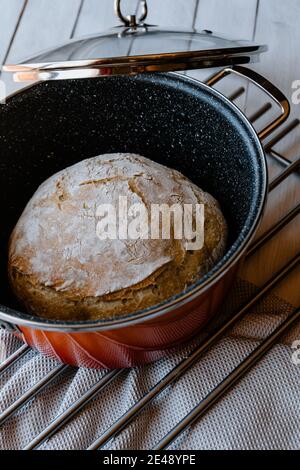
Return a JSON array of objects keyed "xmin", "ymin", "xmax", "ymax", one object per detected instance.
[{"xmin": 16, "ymin": 261, "xmax": 239, "ymax": 369}]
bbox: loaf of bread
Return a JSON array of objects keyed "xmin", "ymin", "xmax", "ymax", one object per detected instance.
[{"xmin": 8, "ymin": 154, "xmax": 227, "ymax": 321}]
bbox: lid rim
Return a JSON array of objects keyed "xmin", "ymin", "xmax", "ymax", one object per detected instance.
[
  {"xmin": 4, "ymin": 45, "xmax": 267, "ymax": 74},
  {"xmin": 3, "ymin": 26, "xmax": 267, "ymax": 81}
]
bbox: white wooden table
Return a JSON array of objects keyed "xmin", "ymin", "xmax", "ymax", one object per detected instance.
[{"xmin": 0, "ymin": 0, "xmax": 299, "ymax": 305}]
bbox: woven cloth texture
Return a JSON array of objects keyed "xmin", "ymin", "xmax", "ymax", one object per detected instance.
[{"xmin": 0, "ymin": 278, "xmax": 299, "ymax": 450}]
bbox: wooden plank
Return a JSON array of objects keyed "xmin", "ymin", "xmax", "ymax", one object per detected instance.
[
  {"xmin": 195, "ymin": 0, "xmax": 258, "ymax": 38},
  {"xmin": 242, "ymin": 0, "xmax": 300, "ymax": 306},
  {"xmin": 0, "ymin": 0, "xmax": 26, "ymax": 66},
  {"xmin": 188, "ymin": 0, "xmax": 258, "ymax": 110},
  {"xmin": 242, "ymin": 166, "xmax": 300, "ymax": 307},
  {"xmin": 76, "ymin": 0, "xmax": 197, "ymax": 32},
  {"xmin": 74, "ymin": 0, "xmax": 139, "ymax": 37},
  {"xmin": 6, "ymin": 0, "xmax": 82, "ymax": 62},
  {"xmin": 2, "ymin": 0, "xmax": 82, "ymax": 95},
  {"xmin": 144, "ymin": 0, "xmax": 197, "ymax": 28},
  {"xmin": 246, "ymin": 0, "xmax": 300, "ymax": 159}
]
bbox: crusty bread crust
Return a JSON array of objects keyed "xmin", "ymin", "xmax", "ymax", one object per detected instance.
[{"xmin": 8, "ymin": 154, "xmax": 227, "ymax": 321}]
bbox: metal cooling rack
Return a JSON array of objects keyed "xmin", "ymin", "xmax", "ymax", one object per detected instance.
[{"xmin": 0, "ymin": 71, "xmax": 299, "ymax": 451}]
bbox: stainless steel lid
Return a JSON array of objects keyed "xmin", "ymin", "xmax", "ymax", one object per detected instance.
[{"xmin": 4, "ymin": 0, "xmax": 267, "ymax": 83}]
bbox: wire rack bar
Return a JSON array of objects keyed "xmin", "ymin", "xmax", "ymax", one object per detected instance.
[
  {"xmin": 228, "ymin": 87, "xmax": 245, "ymax": 102},
  {"xmin": 269, "ymin": 158, "xmax": 300, "ymax": 191},
  {"xmin": 24, "ymin": 369, "xmax": 124, "ymax": 450},
  {"xmin": 0, "ymin": 344, "xmax": 30, "ymax": 375},
  {"xmin": 265, "ymin": 119, "xmax": 300, "ymax": 151},
  {"xmin": 247, "ymin": 203, "xmax": 300, "ymax": 257},
  {"xmin": 248, "ymin": 103, "xmax": 272, "ymax": 124},
  {"xmin": 0, "ymin": 364, "xmax": 68, "ymax": 426},
  {"xmin": 153, "ymin": 306, "xmax": 300, "ymax": 450}
]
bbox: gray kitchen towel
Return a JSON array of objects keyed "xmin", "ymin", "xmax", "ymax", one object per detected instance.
[{"xmin": 0, "ymin": 278, "xmax": 299, "ymax": 450}]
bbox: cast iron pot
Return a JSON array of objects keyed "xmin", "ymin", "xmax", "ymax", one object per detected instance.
[{"xmin": 0, "ymin": 66, "xmax": 289, "ymax": 369}]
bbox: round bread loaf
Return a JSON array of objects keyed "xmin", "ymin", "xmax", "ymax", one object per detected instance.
[{"xmin": 8, "ymin": 154, "xmax": 227, "ymax": 321}]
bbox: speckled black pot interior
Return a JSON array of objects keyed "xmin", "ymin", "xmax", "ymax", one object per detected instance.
[{"xmin": 0, "ymin": 72, "xmax": 266, "ymax": 315}]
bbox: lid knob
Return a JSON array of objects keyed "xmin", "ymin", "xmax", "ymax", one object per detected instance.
[{"xmin": 115, "ymin": 0, "xmax": 148, "ymax": 27}]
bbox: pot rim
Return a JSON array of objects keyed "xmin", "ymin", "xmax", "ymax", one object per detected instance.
[{"xmin": 0, "ymin": 72, "xmax": 268, "ymax": 332}]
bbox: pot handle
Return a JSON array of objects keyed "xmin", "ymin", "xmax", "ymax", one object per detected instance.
[
  {"xmin": 115, "ymin": 0, "xmax": 148, "ymax": 27},
  {"xmin": 205, "ymin": 65, "xmax": 290, "ymax": 141}
]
